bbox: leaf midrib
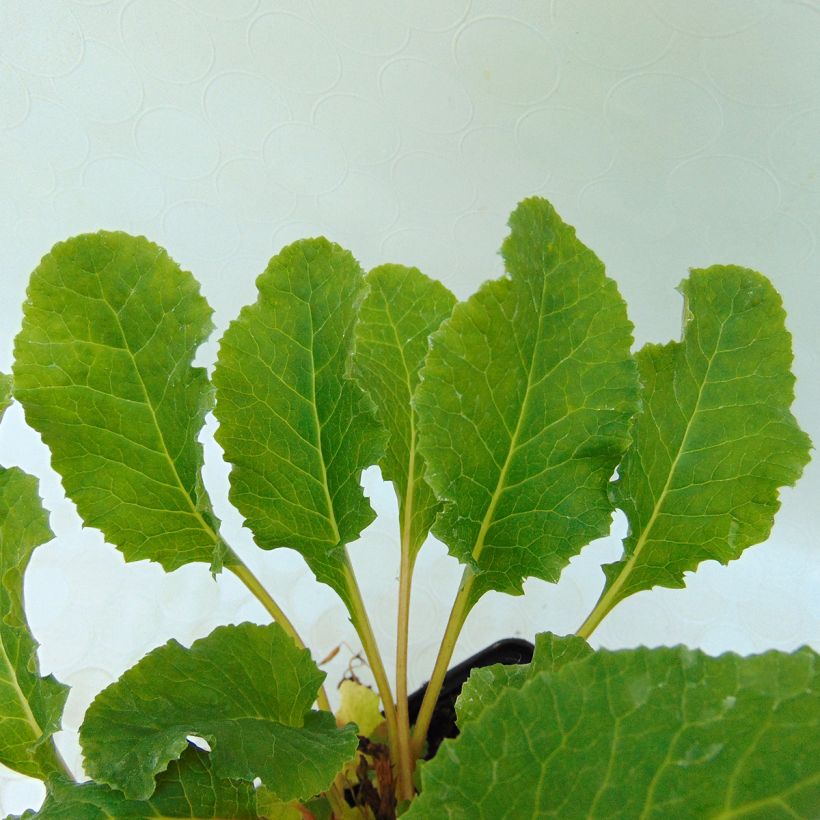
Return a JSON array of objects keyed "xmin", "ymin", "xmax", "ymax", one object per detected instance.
[
  {"xmin": 305, "ymin": 274, "xmax": 341, "ymax": 545},
  {"xmin": 92, "ymin": 275, "xmax": 221, "ymax": 552},
  {"xmin": 382, "ymin": 293, "xmax": 420, "ymax": 551},
  {"xmin": 0, "ymin": 627, "xmax": 44, "ymax": 744},
  {"xmin": 469, "ymin": 265, "xmax": 575, "ymax": 565},
  {"xmin": 606, "ymin": 314, "xmax": 731, "ymax": 608}
]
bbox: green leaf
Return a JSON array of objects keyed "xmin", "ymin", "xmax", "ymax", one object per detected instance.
[
  {"xmin": 80, "ymin": 622, "xmax": 357, "ymax": 802},
  {"xmin": 0, "ymin": 373, "xmax": 12, "ymax": 418},
  {"xmin": 336, "ymin": 678, "xmax": 383, "ymax": 738},
  {"xmin": 0, "ymin": 466, "xmax": 67, "ymax": 780},
  {"xmin": 595, "ymin": 266, "xmax": 812, "ymax": 621},
  {"xmin": 351, "ymin": 264, "xmax": 456, "ymax": 559},
  {"xmin": 415, "ymin": 197, "xmax": 639, "ymax": 605},
  {"xmin": 253, "ymin": 789, "xmax": 304, "ymax": 820},
  {"xmin": 213, "ymin": 239, "xmax": 385, "ymax": 607},
  {"xmin": 409, "ymin": 646, "xmax": 820, "ymax": 818},
  {"xmin": 20, "ymin": 745, "xmax": 258, "ymax": 819},
  {"xmin": 12, "ymin": 232, "xmax": 229, "ymax": 573},
  {"xmin": 456, "ymin": 632, "xmax": 592, "ymax": 727}
]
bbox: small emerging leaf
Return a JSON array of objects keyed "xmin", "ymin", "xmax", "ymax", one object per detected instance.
[
  {"xmin": 80, "ymin": 622, "xmax": 358, "ymax": 802},
  {"xmin": 352, "ymin": 264, "xmax": 456, "ymax": 559},
  {"xmin": 409, "ymin": 646, "xmax": 820, "ymax": 818},
  {"xmin": 415, "ymin": 197, "xmax": 639, "ymax": 606},
  {"xmin": 0, "ymin": 466, "xmax": 67, "ymax": 780},
  {"xmin": 336, "ymin": 678, "xmax": 383, "ymax": 738},
  {"xmin": 13, "ymin": 232, "xmax": 229, "ymax": 572},
  {"xmin": 597, "ymin": 266, "xmax": 812, "ymax": 619},
  {"xmin": 19, "ymin": 745, "xmax": 257, "ymax": 819},
  {"xmin": 213, "ymin": 239, "xmax": 385, "ymax": 608}
]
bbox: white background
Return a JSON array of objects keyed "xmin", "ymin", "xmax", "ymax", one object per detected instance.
[{"xmin": 1, "ymin": 0, "xmax": 818, "ymax": 812}]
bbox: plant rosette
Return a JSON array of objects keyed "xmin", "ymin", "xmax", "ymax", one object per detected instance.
[{"xmin": 0, "ymin": 198, "xmax": 816, "ymax": 819}]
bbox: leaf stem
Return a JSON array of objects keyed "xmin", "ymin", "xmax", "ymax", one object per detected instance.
[
  {"xmin": 227, "ymin": 556, "xmax": 332, "ymax": 713},
  {"xmin": 228, "ymin": 561, "xmax": 302, "ymax": 643},
  {"xmin": 325, "ymin": 777, "xmax": 349, "ymax": 819},
  {"xmin": 393, "ymin": 427, "xmax": 421, "ymax": 801},
  {"xmin": 48, "ymin": 739, "xmax": 76, "ymax": 783},
  {"xmin": 410, "ymin": 566, "xmax": 474, "ymax": 757},
  {"xmin": 395, "ymin": 539, "xmax": 415, "ymax": 800},
  {"xmin": 342, "ymin": 561, "xmax": 400, "ymax": 777},
  {"xmin": 576, "ymin": 585, "xmax": 618, "ymax": 640}
]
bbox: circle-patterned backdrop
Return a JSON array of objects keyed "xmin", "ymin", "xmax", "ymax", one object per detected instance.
[{"xmin": 1, "ymin": 1, "xmax": 818, "ymax": 812}]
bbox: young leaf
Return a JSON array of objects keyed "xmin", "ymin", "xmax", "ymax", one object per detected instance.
[
  {"xmin": 0, "ymin": 465, "xmax": 68, "ymax": 780},
  {"xmin": 408, "ymin": 646, "xmax": 820, "ymax": 818},
  {"xmin": 19, "ymin": 745, "xmax": 258, "ymax": 818},
  {"xmin": 352, "ymin": 264, "xmax": 456, "ymax": 559},
  {"xmin": 415, "ymin": 197, "xmax": 639, "ymax": 605},
  {"xmin": 12, "ymin": 233, "xmax": 229, "ymax": 572},
  {"xmin": 455, "ymin": 632, "xmax": 592, "ymax": 727},
  {"xmin": 213, "ymin": 239, "xmax": 385, "ymax": 607},
  {"xmin": 336, "ymin": 678, "xmax": 383, "ymax": 738},
  {"xmin": 80, "ymin": 622, "xmax": 357, "ymax": 802},
  {"xmin": 587, "ymin": 266, "xmax": 812, "ymax": 628}
]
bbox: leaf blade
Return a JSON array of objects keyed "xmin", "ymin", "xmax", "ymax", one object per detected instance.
[
  {"xmin": 598, "ymin": 266, "xmax": 812, "ymax": 617},
  {"xmin": 79, "ymin": 622, "xmax": 357, "ymax": 802},
  {"xmin": 21, "ymin": 746, "xmax": 258, "ymax": 819},
  {"xmin": 12, "ymin": 232, "xmax": 227, "ymax": 572},
  {"xmin": 415, "ymin": 197, "xmax": 639, "ymax": 604},
  {"xmin": 0, "ymin": 466, "xmax": 67, "ymax": 781},
  {"xmin": 408, "ymin": 645, "xmax": 820, "ymax": 818},
  {"xmin": 455, "ymin": 632, "xmax": 592, "ymax": 727},
  {"xmin": 0, "ymin": 373, "xmax": 12, "ymax": 417},
  {"xmin": 352, "ymin": 264, "xmax": 456, "ymax": 558},
  {"xmin": 213, "ymin": 239, "xmax": 385, "ymax": 605}
]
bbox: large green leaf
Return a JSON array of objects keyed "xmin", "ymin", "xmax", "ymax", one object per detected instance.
[
  {"xmin": 415, "ymin": 197, "xmax": 639, "ymax": 605},
  {"xmin": 455, "ymin": 632, "xmax": 592, "ymax": 727},
  {"xmin": 593, "ymin": 266, "xmax": 812, "ymax": 623},
  {"xmin": 12, "ymin": 232, "xmax": 229, "ymax": 572},
  {"xmin": 351, "ymin": 264, "xmax": 455, "ymax": 559},
  {"xmin": 0, "ymin": 465, "xmax": 67, "ymax": 780},
  {"xmin": 79, "ymin": 622, "xmax": 357, "ymax": 802},
  {"xmin": 213, "ymin": 239, "xmax": 385, "ymax": 606},
  {"xmin": 408, "ymin": 645, "xmax": 820, "ymax": 818},
  {"xmin": 17, "ymin": 746, "xmax": 258, "ymax": 818}
]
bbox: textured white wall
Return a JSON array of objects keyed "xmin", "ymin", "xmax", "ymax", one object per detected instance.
[{"xmin": 1, "ymin": 0, "xmax": 818, "ymax": 812}]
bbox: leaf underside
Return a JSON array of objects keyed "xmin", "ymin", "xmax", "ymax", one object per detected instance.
[
  {"xmin": 80, "ymin": 622, "xmax": 358, "ymax": 802},
  {"xmin": 19, "ymin": 745, "xmax": 257, "ymax": 819},
  {"xmin": 352, "ymin": 264, "xmax": 456, "ymax": 559},
  {"xmin": 409, "ymin": 644, "xmax": 820, "ymax": 819},
  {"xmin": 0, "ymin": 466, "xmax": 67, "ymax": 780},
  {"xmin": 415, "ymin": 197, "xmax": 640, "ymax": 606},
  {"xmin": 213, "ymin": 238, "xmax": 385, "ymax": 608},
  {"xmin": 12, "ymin": 232, "xmax": 228, "ymax": 572},
  {"xmin": 601, "ymin": 266, "xmax": 812, "ymax": 613}
]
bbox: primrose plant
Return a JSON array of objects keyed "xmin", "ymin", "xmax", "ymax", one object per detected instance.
[{"xmin": 1, "ymin": 198, "xmax": 817, "ymax": 818}]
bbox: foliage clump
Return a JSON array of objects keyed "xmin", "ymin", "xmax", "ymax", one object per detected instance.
[{"xmin": 1, "ymin": 198, "xmax": 816, "ymax": 818}]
